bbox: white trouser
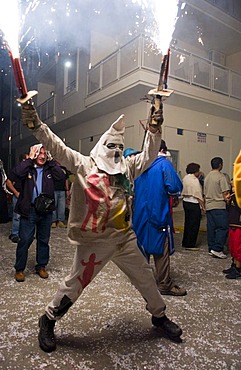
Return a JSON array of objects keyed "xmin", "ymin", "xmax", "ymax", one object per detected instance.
[{"xmin": 46, "ymin": 231, "xmax": 166, "ymax": 320}]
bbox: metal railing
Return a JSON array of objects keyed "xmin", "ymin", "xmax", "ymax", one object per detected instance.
[
  {"xmin": 37, "ymin": 35, "xmax": 241, "ymax": 119},
  {"xmin": 38, "ymin": 95, "xmax": 56, "ymax": 124},
  {"xmin": 87, "ymin": 35, "xmax": 241, "ymax": 100}
]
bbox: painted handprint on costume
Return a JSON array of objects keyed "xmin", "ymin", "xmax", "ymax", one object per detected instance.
[{"xmin": 81, "ymin": 173, "xmax": 111, "ymax": 232}]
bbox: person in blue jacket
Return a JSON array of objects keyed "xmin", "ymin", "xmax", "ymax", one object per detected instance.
[{"xmin": 131, "ymin": 140, "xmax": 187, "ymax": 296}]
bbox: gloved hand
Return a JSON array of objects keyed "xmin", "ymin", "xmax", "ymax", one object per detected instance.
[
  {"xmin": 21, "ymin": 103, "xmax": 41, "ymax": 130},
  {"xmin": 149, "ymin": 96, "xmax": 164, "ymax": 129},
  {"xmin": 151, "ymin": 108, "xmax": 164, "ymax": 125}
]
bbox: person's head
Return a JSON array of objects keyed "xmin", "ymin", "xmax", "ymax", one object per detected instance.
[
  {"xmin": 123, "ymin": 148, "xmax": 141, "ymax": 159},
  {"xmin": 90, "ymin": 115, "xmax": 126, "ymax": 175},
  {"xmin": 211, "ymin": 157, "xmax": 223, "ymax": 171},
  {"xmin": 35, "ymin": 147, "xmax": 47, "ymax": 167},
  {"xmin": 30, "ymin": 145, "xmax": 47, "ymax": 167},
  {"xmin": 186, "ymin": 162, "xmax": 200, "ymax": 177}
]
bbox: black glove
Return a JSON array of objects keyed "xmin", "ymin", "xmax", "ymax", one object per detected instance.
[{"xmin": 21, "ymin": 103, "xmax": 41, "ymax": 129}]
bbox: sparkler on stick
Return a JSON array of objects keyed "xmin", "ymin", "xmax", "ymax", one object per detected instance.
[
  {"xmin": 140, "ymin": 48, "xmax": 173, "ymax": 150},
  {"xmin": 8, "ymin": 47, "xmax": 38, "ymax": 104},
  {"xmin": 147, "ymin": 48, "xmax": 173, "ymax": 127}
]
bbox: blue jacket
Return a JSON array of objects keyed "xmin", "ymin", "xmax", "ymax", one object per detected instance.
[
  {"xmin": 11, "ymin": 158, "xmax": 66, "ymax": 217},
  {"xmin": 133, "ymin": 156, "xmax": 183, "ymax": 255}
]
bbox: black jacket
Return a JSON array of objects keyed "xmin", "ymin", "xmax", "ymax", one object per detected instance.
[
  {"xmin": 227, "ymin": 193, "xmax": 241, "ymax": 228},
  {"xmin": 11, "ymin": 158, "xmax": 66, "ymax": 217}
]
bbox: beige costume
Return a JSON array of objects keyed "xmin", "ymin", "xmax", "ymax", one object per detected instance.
[{"xmin": 31, "ymin": 114, "xmax": 167, "ymax": 320}]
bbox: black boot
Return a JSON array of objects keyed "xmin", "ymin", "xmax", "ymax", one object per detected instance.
[
  {"xmin": 223, "ymin": 261, "xmax": 235, "ymax": 274},
  {"xmin": 38, "ymin": 314, "xmax": 56, "ymax": 352},
  {"xmin": 152, "ymin": 315, "xmax": 182, "ymax": 342}
]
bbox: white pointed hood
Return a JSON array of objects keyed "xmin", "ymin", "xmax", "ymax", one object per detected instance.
[{"xmin": 90, "ymin": 114, "xmax": 127, "ymax": 175}]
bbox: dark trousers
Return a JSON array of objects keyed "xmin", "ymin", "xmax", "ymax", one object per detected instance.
[
  {"xmin": 146, "ymin": 239, "xmax": 173, "ymax": 291},
  {"xmin": 15, "ymin": 207, "xmax": 52, "ymax": 272},
  {"xmin": 206, "ymin": 209, "xmax": 228, "ymax": 252},
  {"xmin": 182, "ymin": 201, "xmax": 201, "ymax": 248}
]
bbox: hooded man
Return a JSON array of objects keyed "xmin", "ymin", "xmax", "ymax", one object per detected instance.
[{"xmin": 21, "ymin": 103, "xmax": 183, "ymax": 352}]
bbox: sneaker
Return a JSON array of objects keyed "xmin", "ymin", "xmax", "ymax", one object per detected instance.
[
  {"xmin": 152, "ymin": 315, "xmax": 182, "ymax": 342},
  {"xmin": 15, "ymin": 271, "xmax": 25, "ymax": 282},
  {"xmin": 160, "ymin": 285, "xmax": 187, "ymax": 296},
  {"xmin": 36, "ymin": 267, "xmax": 49, "ymax": 279},
  {"xmin": 38, "ymin": 314, "xmax": 56, "ymax": 352},
  {"xmin": 210, "ymin": 250, "xmax": 227, "ymax": 259},
  {"xmin": 225, "ymin": 268, "xmax": 241, "ymax": 279},
  {"xmin": 51, "ymin": 222, "xmax": 57, "ymax": 228},
  {"xmin": 57, "ymin": 221, "xmax": 67, "ymax": 228},
  {"xmin": 223, "ymin": 263, "xmax": 236, "ymax": 274}
]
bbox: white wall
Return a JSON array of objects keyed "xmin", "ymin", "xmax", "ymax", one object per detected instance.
[
  {"xmin": 54, "ymin": 99, "xmax": 240, "ymax": 182},
  {"xmin": 162, "ymin": 104, "xmax": 240, "ymax": 179},
  {"xmin": 227, "ymin": 51, "xmax": 241, "ymax": 73},
  {"xmin": 58, "ymin": 102, "xmax": 150, "ymax": 154},
  {"xmin": 37, "ymin": 82, "xmax": 55, "ymax": 105},
  {"xmin": 16, "ymin": 97, "xmax": 240, "ymax": 183}
]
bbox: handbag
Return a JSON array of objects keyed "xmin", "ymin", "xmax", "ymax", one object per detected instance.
[
  {"xmin": 33, "ymin": 174, "xmax": 54, "ymax": 215},
  {"xmin": 34, "ymin": 193, "xmax": 54, "ymax": 215}
]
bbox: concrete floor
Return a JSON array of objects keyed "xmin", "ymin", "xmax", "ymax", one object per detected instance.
[{"xmin": 0, "ymin": 204, "xmax": 240, "ymax": 370}]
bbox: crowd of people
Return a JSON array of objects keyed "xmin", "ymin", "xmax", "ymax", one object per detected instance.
[{"xmin": 0, "ymin": 100, "xmax": 240, "ymax": 354}]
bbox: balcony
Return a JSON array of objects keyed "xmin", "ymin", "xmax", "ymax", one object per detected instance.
[
  {"xmin": 37, "ymin": 35, "xmax": 241, "ymax": 124},
  {"xmin": 87, "ymin": 35, "xmax": 241, "ymax": 101}
]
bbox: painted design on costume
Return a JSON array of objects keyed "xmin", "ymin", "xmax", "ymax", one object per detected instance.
[
  {"xmin": 110, "ymin": 173, "xmax": 132, "ymax": 230},
  {"xmin": 81, "ymin": 174, "xmax": 111, "ymax": 232},
  {"xmin": 77, "ymin": 253, "xmax": 102, "ymax": 291},
  {"xmin": 112, "ymin": 198, "xmax": 129, "ymax": 229}
]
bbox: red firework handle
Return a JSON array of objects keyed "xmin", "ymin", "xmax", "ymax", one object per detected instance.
[
  {"xmin": 158, "ymin": 48, "xmax": 170, "ymax": 91},
  {"xmin": 9, "ymin": 51, "xmax": 28, "ymax": 97}
]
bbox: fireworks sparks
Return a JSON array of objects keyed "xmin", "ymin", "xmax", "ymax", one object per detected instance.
[
  {"xmin": 0, "ymin": 0, "xmax": 205, "ymax": 82},
  {"xmin": 1, "ymin": 1, "xmax": 180, "ymax": 60},
  {"xmin": 0, "ymin": 0, "xmax": 21, "ymax": 56}
]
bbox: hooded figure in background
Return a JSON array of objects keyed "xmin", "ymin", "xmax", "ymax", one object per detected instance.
[{"xmin": 20, "ymin": 102, "xmax": 183, "ymax": 353}]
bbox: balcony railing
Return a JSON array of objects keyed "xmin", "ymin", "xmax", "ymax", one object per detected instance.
[
  {"xmin": 170, "ymin": 48, "xmax": 241, "ymax": 99},
  {"xmin": 87, "ymin": 35, "xmax": 241, "ymax": 101},
  {"xmin": 38, "ymin": 95, "xmax": 56, "ymax": 124}
]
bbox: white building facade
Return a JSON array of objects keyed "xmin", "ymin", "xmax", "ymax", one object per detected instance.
[{"xmin": 10, "ymin": 0, "xmax": 241, "ymax": 179}]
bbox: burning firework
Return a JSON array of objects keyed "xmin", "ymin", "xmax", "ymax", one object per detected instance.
[
  {"xmin": 0, "ymin": 0, "xmax": 181, "ymax": 106},
  {"xmin": 1, "ymin": 0, "xmax": 38, "ymax": 103}
]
